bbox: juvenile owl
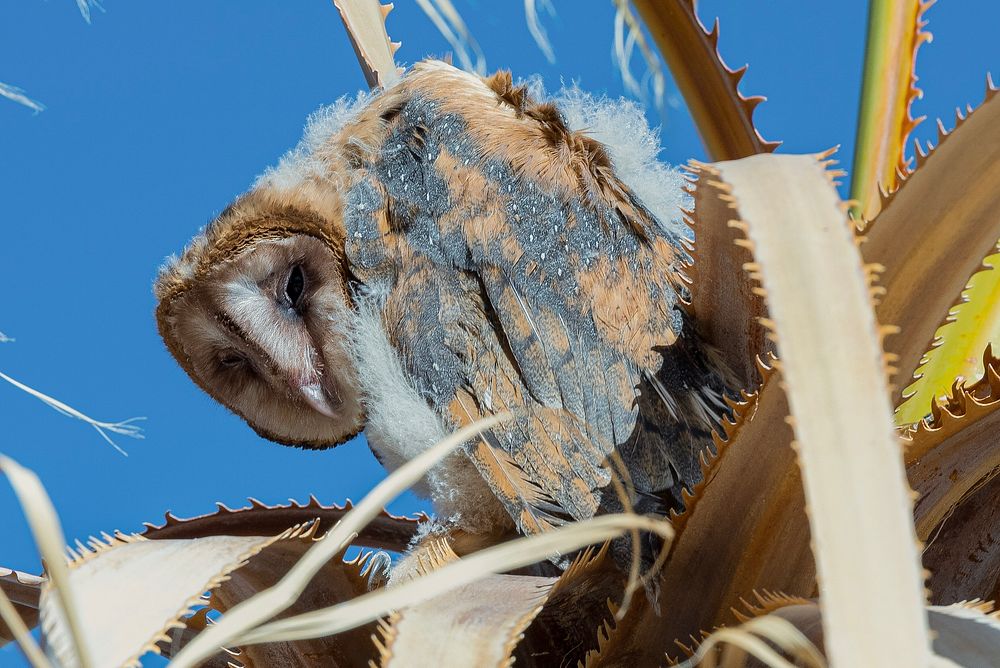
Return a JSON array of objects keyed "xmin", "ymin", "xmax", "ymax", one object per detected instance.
[{"xmin": 155, "ymin": 60, "xmax": 731, "ymax": 539}]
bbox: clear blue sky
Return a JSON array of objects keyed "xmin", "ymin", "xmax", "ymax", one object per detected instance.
[{"xmin": 0, "ymin": 1, "xmax": 995, "ymax": 664}]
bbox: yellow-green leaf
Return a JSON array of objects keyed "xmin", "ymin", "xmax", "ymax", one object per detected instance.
[
  {"xmin": 849, "ymin": 0, "xmax": 932, "ymax": 221},
  {"xmin": 861, "ymin": 80, "xmax": 1000, "ymax": 410},
  {"xmin": 897, "ymin": 250, "xmax": 1000, "ymax": 423}
]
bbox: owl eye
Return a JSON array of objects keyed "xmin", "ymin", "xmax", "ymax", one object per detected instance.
[
  {"xmin": 285, "ymin": 265, "xmax": 305, "ymax": 309},
  {"xmin": 218, "ymin": 352, "xmax": 247, "ymax": 369}
]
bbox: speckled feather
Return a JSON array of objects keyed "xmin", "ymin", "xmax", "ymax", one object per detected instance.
[
  {"xmin": 334, "ymin": 62, "xmax": 729, "ymax": 533},
  {"xmin": 156, "ymin": 60, "xmax": 730, "ymax": 539}
]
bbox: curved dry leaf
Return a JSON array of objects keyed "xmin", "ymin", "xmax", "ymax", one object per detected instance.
[
  {"xmin": 630, "ymin": 0, "xmax": 778, "ymax": 160},
  {"xmin": 376, "ymin": 574, "xmax": 550, "ymax": 667},
  {"xmin": 234, "ymin": 514, "xmax": 670, "ymax": 650},
  {"xmin": 692, "ymin": 154, "xmax": 927, "ymax": 666},
  {"xmin": 862, "ymin": 79, "xmax": 1000, "ymax": 407},
  {"xmin": 40, "ymin": 529, "xmax": 314, "ymax": 668},
  {"xmin": 742, "ymin": 600, "xmax": 1000, "ymax": 667},
  {"xmin": 683, "ymin": 607, "xmax": 826, "ymax": 668},
  {"xmin": 662, "ymin": 374, "xmax": 810, "ymax": 658},
  {"xmin": 386, "ymin": 530, "xmax": 621, "ymax": 667},
  {"xmin": 906, "ymin": 350, "xmax": 1000, "ymax": 540},
  {"xmin": 584, "ymin": 363, "xmax": 814, "ymax": 665},
  {"xmin": 220, "ymin": 550, "xmax": 381, "ymax": 668},
  {"xmin": 923, "ymin": 473, "xmax": 1000, "ymax": 607},
  {"xmin": 163, "ymin": 545, "xmax": 382, "ymax": 667},
  {"xmin": 1, "ymin": 456, "xmax": 94, "ymax": 667},
  {"xmin": 927, "ymin": 601, "xmax": 1000, "ymax": 666},
  {"xmin": 515, "ymin": 544, "xmax": 624, "ymax": 666},
  {"xmin": 377, "ymin": 542, "xmax": 622, "ymax": 668},
  {"xmin": 0, "ymin": 568, "xmax": 42, "ymax": 646},
  {"xmin": 333, "ymin": 0, "xmax": 402, "ymax": 89},
  {"xmin": 168, "ymin": 416, "xmax": 509, "ymax": 668},
  {"xmin": 684, "ymin": 167, "xmax": 771, "ymax": 388},
  {"xmin": 143, "ymin": 496, "xmax": 425, "ymax": 552}
]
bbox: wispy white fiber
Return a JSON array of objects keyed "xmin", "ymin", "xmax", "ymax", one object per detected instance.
[
  {"xmin": 0, "ymin": 83, "xmax": 45, "ymax": 114},
  {"xmin": 75, "ymin": 0, "xmax": 105, "ymax": 24},
  {"xmin": 0, "ymin": 371, "xmax": 143, "ymax": 456},
  {"xmin": 4, "ymin": 0, "xmax": 102, "ymax": 114},
  {"xmin": 611, "ymin": 0, "xmax": 666, "ymax": 107},
  {"xmin": 416, "ymin": 0, "xmax": 486, "ymax": 75},
  {"xmin": 0, "ymin": 331, "xmax": 13, "ymax": 343},
  {"xmin": 524, "ymin": 0, "xmax": 556, "ymax": 64},
  {"xmin": 255, "ymin": 92, "xmax": 374, "ymax": 192},
  {"xmin": 551, "ymin": 85, "xmax": 691, "ymax": 238}
]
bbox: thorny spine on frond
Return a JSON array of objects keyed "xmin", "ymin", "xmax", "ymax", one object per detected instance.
[
  {"xmin": 64, "ymin": 532, "xmax": 147, "ymax": 567},
  {"xmin": 680, "ymin": 160, "xmax": 772, "ymax": 388},
  {"xmin": 548, "ymin": 543, "xmax": 613, "ymax": 596},
  {"xmin": 864, "ymin": 73, "xmax": 998, "ymax": 231},
  {"xmin": 580, "ymin": 599, "xmax": 629, "ymax": 668},
  {"xmin": 411, "ymin": 536, "xmax": 460, "ymax": 579},
  {"xmin": 49, "ymin": 525, "xmax": 313, "ymax": 668},
  {"xmin": 733, "ymin": 590, "xmax": 814, "ymax": 623},
  {"xmin": 665, "ymin": 353, "xmax": 778, "ymax": 538},
  {"xmin": 861, "ymin": 75, "xmax": 1000, "ymax": 416},
  {"xmin": 630, "ymin": 0, "xmax": 779, "ymax": 160},
  {"xmin": 853, "ymin": 0, "xmax": 935, "ymax": 223},
  {"xmin": 937, "ymin": 599, "xmax": 1000, "ymax": 621},
  {"xmin": 371, "ymin": 611, "xmax": 401, "ymax": 667},
  {"xmin": 373, "ymin": 549, "xmax": 555, "ymax": 668},
  {"xmin": 669, "ymin": 591, "xmax": 825, "ymax": 665},
  {"xmin": 902, "ymin": 345, "xmax": 1000, "ymax": 462},
  {"xmin": 731, "ymin": 146, "xmax": 900, "ymax": 390},
  {"xmin": 141, "ymin": 496, "xmax": 426, "ymax": 551},
  {"xmin": 190, "ymin": 540, "xmax": 377, "ymax": 664},
  {"xmin": 547, "ymin": 545, "xmax": 630, "ymax": 668},
  {"xmin": 901, "ymin": 236, "xmax": 1000, "ymax": 391}
]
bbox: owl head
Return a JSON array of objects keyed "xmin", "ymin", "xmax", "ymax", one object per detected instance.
[{"xmin": 154, "ymin": 187, "xmax": 364, "ymax": 448}]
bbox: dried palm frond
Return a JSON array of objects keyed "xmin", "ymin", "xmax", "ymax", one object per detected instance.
[{"xmin": 5, "ymin": 2, "xmax": 1000, "ymax": 667}]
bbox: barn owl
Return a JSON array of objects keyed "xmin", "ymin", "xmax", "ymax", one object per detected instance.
[{"xmin": 155, "ymin": 60, "xmax": 732, "ymax": 540}]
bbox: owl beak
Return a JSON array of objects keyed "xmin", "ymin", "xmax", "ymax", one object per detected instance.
[{"xmin": 298, "ymin": 382, "xmax": 339, "ymax": 419}]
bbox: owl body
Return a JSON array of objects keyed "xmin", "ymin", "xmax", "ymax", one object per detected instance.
[{"xmin": 156, "ymin": 61, "xmax": 730, "ymax": 539}]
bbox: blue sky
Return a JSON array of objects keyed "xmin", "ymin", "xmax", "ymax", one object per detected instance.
[{"xmin": 0, "ymin": 1, "xmax": 996, "ymax": 663}]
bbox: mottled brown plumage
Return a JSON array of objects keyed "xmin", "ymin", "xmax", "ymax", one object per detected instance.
[{"xmin": 155, "ymin": 60, "xmax": 731, "ymax": 541}]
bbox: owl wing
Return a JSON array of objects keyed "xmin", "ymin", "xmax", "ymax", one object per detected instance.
[
  {"xmin": 342, "ymin": 63, "xmax": 726, "ymax": 534},
  {"xmin": 380, "ymin": 257, "xmax": 641, "ymax": 534}
]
